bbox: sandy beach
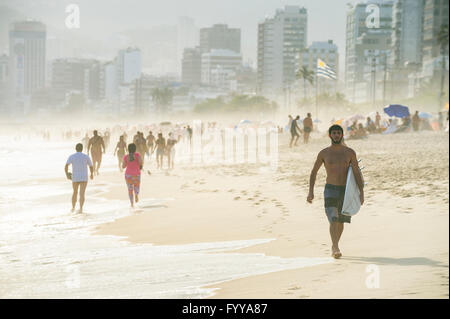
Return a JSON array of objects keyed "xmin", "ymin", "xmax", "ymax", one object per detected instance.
[{"xmin": 94, "ymin": 130, "xmax": 449, "ymax": 299}]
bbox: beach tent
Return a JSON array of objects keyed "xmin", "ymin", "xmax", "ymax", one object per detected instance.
[{"xmin": 383, "ymin": 104, "xmax": 410, "ymax": 118}]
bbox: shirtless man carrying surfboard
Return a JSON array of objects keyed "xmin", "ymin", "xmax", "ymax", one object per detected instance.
[{"xmin": 307, "ymin": 124, "xmax": 364, "ymax": 259}]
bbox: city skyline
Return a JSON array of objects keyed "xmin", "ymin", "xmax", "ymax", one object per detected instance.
[{"xmin": 0, "ymin": 0, "xmax": 358, "ymax": 71}]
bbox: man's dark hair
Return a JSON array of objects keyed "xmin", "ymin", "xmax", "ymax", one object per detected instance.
[
  {"xmin": 328, "ymin": 124, "xmax": 344, "ymax": 135},
  {"xmin": 76, "ymin": 143, "xmax": 83, "ymax": 152}
]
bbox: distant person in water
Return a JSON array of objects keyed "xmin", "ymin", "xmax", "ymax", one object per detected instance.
[
  {"xmin": 114, "ymin": 135, "xmax": 127, "ymax": 172},
  {"xmin": 65, "ymin": 143, "xmax": 94, "ymax": 213},
  {"xmin": 87, "ymin": 130, "xmax": 105, "ymax": 175},
  {"xmin": 122, "ymin": 143, "xmax": 143, "ymax": 208}
]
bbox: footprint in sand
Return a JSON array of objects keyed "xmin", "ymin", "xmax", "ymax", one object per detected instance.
[
  {"xmin": 288, "ymin": 286, "xmax": 301, "ymax": 291},
  {"xmin": 247, "ymin": 197, "xmax": 254, "ymax": 201},
  {"xmin": 234, "ymin": 196, "xmax": 241, "ymax": 200},
  {"xmin": 228, "ymin": 189, "xmax": 234, "ymax": 192}
]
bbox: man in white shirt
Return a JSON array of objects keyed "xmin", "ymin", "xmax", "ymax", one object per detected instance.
[{"xmin": 65, "ymin": 143, "xmax": 94, "ymax": 213}]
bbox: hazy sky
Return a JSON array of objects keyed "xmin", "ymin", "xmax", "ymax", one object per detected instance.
[{"xmin": 1, "ymin": 0, "xmax": 360, "ymax": 69}]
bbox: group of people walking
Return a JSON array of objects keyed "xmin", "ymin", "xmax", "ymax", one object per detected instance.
[{"xmin": 66, "ymin": 130, "xmax": 179, "ymax": 211}]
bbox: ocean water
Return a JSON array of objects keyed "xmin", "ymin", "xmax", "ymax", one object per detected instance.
[{"xmin": 0, "ymin": 136, "xmax": 333, "ymax": 298}]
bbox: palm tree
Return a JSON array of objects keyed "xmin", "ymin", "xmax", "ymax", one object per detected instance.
[
  {"xmin": 151, "ymin": 87, "xmax": 173, "ymax": 114},
  {"xmin": 437, "ymin": 25, "xmax": 449, "ymax": 110},
  {"xmin": 296, "ymin": 66, "xmax": 314, "ymax": 100}
]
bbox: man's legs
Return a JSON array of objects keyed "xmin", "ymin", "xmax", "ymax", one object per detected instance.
[
  {"xmin": 96, "ymin": 155, "xmax": 102, "ymax": 174},
  {"xmin": 79, "ymin": 182, "xmax": 88, "ymax": 213},
  {"xmin": 71, "ymin": 182, "xmax": 80, "ymax": 211},
  {"xmin": 329, "ymin": 221, "xmax": 344, "ymax": 258}
]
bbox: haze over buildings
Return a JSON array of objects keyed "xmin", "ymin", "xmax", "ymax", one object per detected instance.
[{"xmin": 0, "ymin": 0, "xmax": 448, "ymax": 117}]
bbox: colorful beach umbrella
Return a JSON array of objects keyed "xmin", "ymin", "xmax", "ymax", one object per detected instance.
[{"xmin": 383, "ymin": 104, "xmax": 410, "ymax": 118}]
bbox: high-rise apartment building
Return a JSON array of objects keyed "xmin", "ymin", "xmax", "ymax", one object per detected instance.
[
  {"xmin": 257, "ymin": 5, "xmax": 308, "ymax": 95},
  {"xmin": 9, "ymin": 21, "xmax": 46, "ymax": 101},
  {"xmin": 201, "ymin": 49, "xmax": 242, "ymax": 89},
  {"xmin": 345, "ymin": 0, "xmax": 393, "ymax": 101},
  {"xmin": 116, "ymin": 47, "xmax": 142, "ymax": 85},
  {"xmin": 182, "ymin": 47, "xmax": 202, "ymax": 86},
  {"xmin": 199, "ymin": 24, "xmax": 241, "ymax": 54}
]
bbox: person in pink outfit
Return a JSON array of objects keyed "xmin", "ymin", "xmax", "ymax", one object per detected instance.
[{"xmin": 122, "ymin": 143, "xmax": 143, "ymax": 208}]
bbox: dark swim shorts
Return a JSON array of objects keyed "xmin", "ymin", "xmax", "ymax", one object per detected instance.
[
  {"xmin": 324, "ymin": 184, "xmax": 351, "ymax": 224},
  {"xmin": 304, "ymin": 127, "xmax": 312, "ymax": 133}
]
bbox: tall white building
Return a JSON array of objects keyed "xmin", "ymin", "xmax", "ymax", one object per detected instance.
[
  {"xmin": 9, "ymin": 20, "xmax": 46, "ymax": 113},
  {"xmin": 389, "ymin": 0, "xmax": 425, "ymax": 99},
  {"xmin": 391, "ymin": 0, "xmax": 424, "ymax": 66},
  {"xmin": 116, "ymin": 48, "xmax": 141, "ymax": 84},
  {"xmin": 101, "ymin": 61, "xmax": 118, "ymax": 100},
  {"xmin": 345, "ymin": 0, "xmax": 394, "ymax": 102},
  {"xmin": 201, "ymin": 49, "xmax": 242, "ymax": 90},
  {"xmin": 257, "ymin": 6, "xmax": 308, "ymax": 95}
]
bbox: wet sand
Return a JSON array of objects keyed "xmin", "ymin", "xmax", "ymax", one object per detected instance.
[{"xmin": 95, "ymin": 131, "xmax": 449, "ymax": 298}]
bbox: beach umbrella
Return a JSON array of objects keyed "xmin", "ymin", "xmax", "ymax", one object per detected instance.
[
  {"xmin": 239, "ymin": 119, "xmax": 252, "ymax": 124},
  {"xmin": 383, "ymin": 104, "xmax": 410, "ymax": 118},
  {"xmin": 346, "ymin": 114, "xmax": 365, "ymax": 123},
  {"xmin": 418, "ymin": 112, "xmax": 433, "ymax": 119}
]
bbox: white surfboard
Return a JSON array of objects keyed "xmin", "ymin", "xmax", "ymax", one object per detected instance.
[{"xmin": 341, "ymin": 162, "xmax": 364, "ymax": 217}]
